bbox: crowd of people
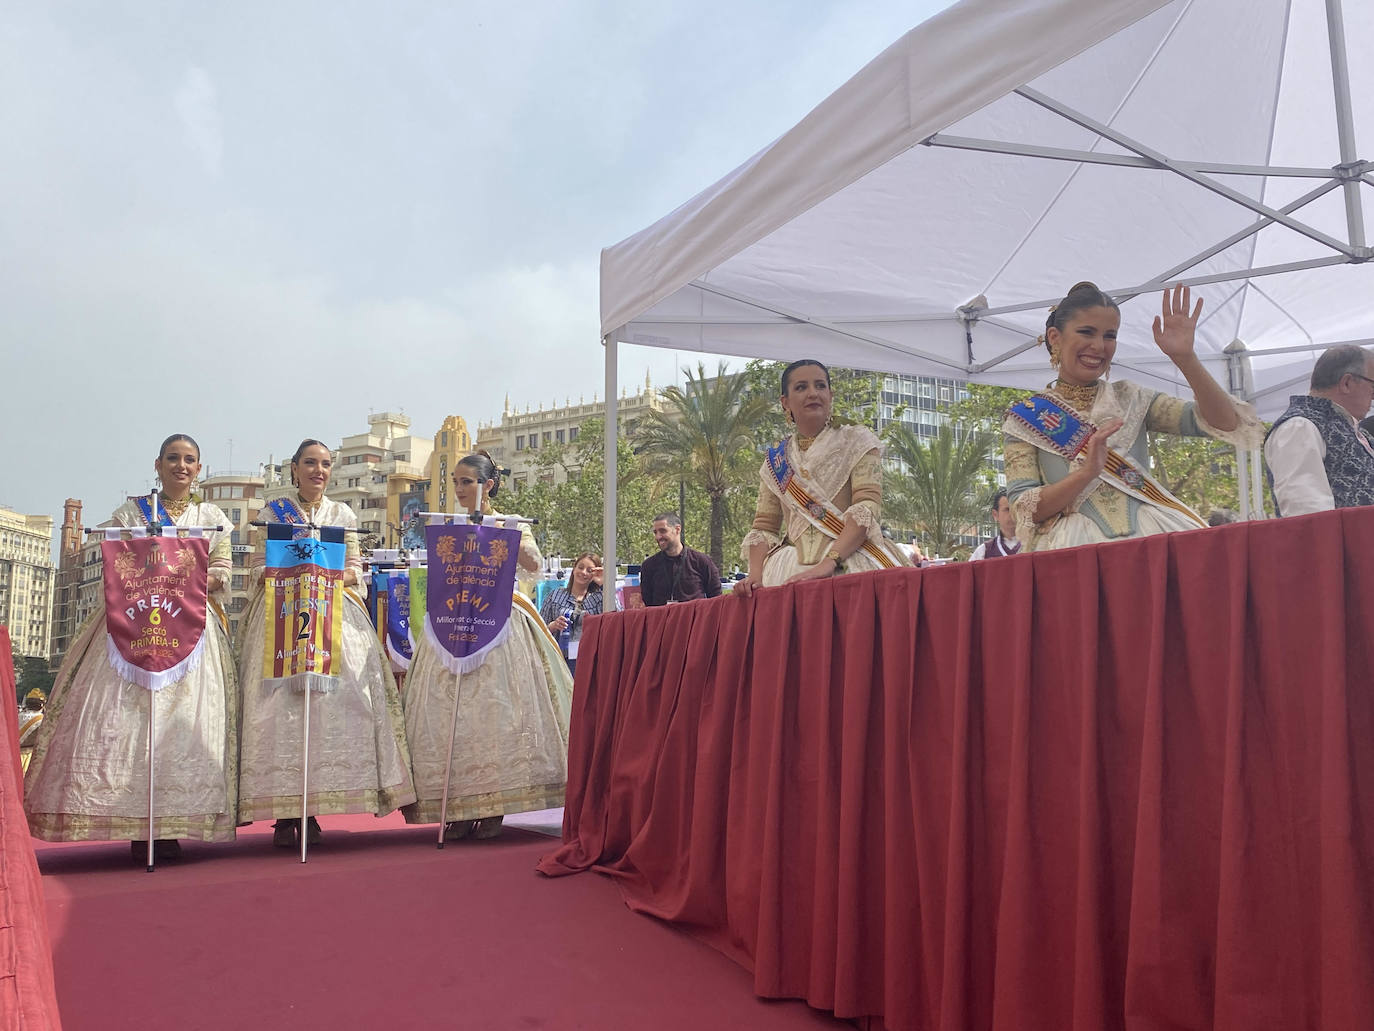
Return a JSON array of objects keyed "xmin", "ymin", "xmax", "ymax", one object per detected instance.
[{"xmin": 22, "ymin": 281, "xmax": 1373, "ymax": 861}]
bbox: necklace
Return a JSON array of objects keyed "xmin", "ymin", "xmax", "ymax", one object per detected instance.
[
  {"xmin": 296, "ymin": 492, "xmax": 323, "ymax": 515},
  {"xmin": 160, "ymin": 496, "xmax": 190, "ymax": 519},
  {"xmin": 1053, "ymin": 379, "xmax": 1100, "ymax": 412}
]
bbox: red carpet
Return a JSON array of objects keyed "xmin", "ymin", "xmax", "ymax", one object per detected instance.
[{"xmin": 36, "ymin": 813, "xmax": 847, "ymax": 1030}]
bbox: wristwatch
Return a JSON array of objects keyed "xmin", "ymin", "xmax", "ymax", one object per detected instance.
[{"xmin": 825, "ymin": 547, "xmax": 845, "ymax": 570}]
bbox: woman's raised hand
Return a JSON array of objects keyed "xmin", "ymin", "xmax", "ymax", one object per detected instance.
[
  {"xmin": 1081, "ymin": 417, "xmax": 1124, "ymax": 479},
  {"xmin": 1152, "ymin": 284, "xmax": 1203, "ymax": 360}
]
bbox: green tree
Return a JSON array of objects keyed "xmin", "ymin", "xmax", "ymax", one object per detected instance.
[
  {"xmin": 636, "ymin": 362, "xmax": 775, "ymax": 570},
  {"xmin": 739, "ymin": 360, "xmax": 882, "ymax": 448},
  {"xmin": 506, "ymin": 418, "xmax": 670, "ymax": 566},
  {"xmin": 884, "ymin": 422, "xmax": 999, "ymax": 554}
]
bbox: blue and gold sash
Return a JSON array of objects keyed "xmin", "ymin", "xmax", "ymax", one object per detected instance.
[
  {"xmin": 1008, "ymin": 393, "xmax": 1206, "ymax": 529},
  {"xmin": 766, "ymin": 438, "xmax": 901, "ymax": 569},
  {"xmin": 134, "ymin": 495, "xmax": 176, "ymax": 529}
]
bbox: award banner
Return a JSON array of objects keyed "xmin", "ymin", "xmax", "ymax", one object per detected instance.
[
  {"xmin": 262, "ymin": 524, "xmax": 346, "ymax": 693},
  {"xmin": 424, "ymin": 520, "xmax": 520, "ymax": 674},
  {"xmin": 384, "ymin": 569, "xmax": 413, "ymax": 672},
  {"xmin": 103, "ymin": 532, "xmax": 209, "ymax": 691}
]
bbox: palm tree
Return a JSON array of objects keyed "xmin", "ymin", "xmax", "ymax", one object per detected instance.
[
  {"xmin": 885, "ymin": 421, "xmax": 997, "ymax": 555},
  {"xmin": 636, "ymin": 361, "xmax": 774, "ymax": 569}
]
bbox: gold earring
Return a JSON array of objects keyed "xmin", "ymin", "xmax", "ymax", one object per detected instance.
[{"xmin": 1049, "ymin": 345, "xmax": 1061, "ymax": 369}]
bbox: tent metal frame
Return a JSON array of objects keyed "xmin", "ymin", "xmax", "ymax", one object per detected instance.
[{"xmin": 601, "ymin": 0, "xmax": 1368, "ymax": 590}]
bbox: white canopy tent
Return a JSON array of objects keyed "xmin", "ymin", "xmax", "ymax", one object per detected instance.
[{"xmin": 598, "ymin": 0, "xmax": 1374, "ymax": 594}]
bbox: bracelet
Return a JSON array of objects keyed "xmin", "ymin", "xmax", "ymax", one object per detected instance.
[{"xmin": 825, "ymin": 547, "xmax": 845, "ymax": 570}]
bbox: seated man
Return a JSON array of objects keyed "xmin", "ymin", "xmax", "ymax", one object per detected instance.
[
  {"xmin": 1264, "ymin": 345, "xmax": 1374, "ymax": 516},
  {"xmin": 969, "ymin": 490, "xmax": 1021, "ymax": 560}
]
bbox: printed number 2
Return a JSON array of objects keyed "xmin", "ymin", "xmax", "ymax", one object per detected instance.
[{"xmin": 296, "ymin": 612, "xmax": 311, "ymax": 641}]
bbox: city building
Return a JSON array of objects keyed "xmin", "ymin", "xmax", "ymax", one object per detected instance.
[
  {"xmin": 412, "ymin": 414, "xmax": 474, "ymax": 526},
  {"xmin": 311, "ymin": 412, "xmax": 433, "ymax": 546},
  {"xmin": 475, "ymin": 372, "xmax": 665, "ymax": 490},
  {"xmin": 0, "ymin": 505, "xmax": 56, "ymax": 662},
  {"xmin": 199, "ymin": 469, "xmax": 273, "ymax": 640},
  {"xmin": 49, "ymin": 499, "xmax": 100, "ymax": 664}
]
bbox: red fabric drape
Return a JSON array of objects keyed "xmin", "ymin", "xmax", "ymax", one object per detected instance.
[
  {"xmin": 540, "ymin": 509, "xmax": 1374, "ymax": 1030},
  {"xmin": 0, "ymin": 627, "xmax": 63, "ymax": 1028}
]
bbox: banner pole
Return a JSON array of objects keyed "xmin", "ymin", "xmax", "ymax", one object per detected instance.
[
  {"xmin": 436, "ymin": 669, "xmax": 464, "ymax": 849},
  {"xmin": 300, "ymin": 680, "xmax": 311, "ymax": 863},
  {"xmin": 146, "ymin": 691, "xmax": 156, "ymax": 872}
]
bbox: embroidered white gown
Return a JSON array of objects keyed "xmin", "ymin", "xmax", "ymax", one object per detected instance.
[
  {"xmin": 402, "ymin": 513, "xmax": 574, "ymax": 825},
  {"xmin": 235, "ymin": 496, "xmax": 415, "ymax": 821},
  {"xmin": 25, "ymin": 499, "xmax": 240, "ymax": 842},
  {"xmin": 742, "ymin": 424, "xmax": 910, "ymax": 586},
  {"xmin": 1002, "ymin": 380, "xmax": 1264, "ymax": 552}
]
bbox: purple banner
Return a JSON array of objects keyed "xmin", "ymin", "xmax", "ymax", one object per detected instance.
[{"xmin": 423, "ymin": 519, "xmax": 521, "ymax": 674}]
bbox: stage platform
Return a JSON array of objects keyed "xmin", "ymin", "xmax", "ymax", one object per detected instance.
[{"xmin": 35, "ymin": 810, "xmax": 847, "ymax": 1031}]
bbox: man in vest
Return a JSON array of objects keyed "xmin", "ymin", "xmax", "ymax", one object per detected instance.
[
  {"xmin": 1265, "ymin": 344, "xmax": 1374, "ymax": 516},
  {"xmin": 969, "ymin": 490, "xmax": 1022, "ymax": 560}
]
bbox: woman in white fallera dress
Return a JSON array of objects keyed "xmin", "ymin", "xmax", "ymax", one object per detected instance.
[
  {"xmin": 235, "ymin": 439, "xmax": 415, "ymax": 848},
  {"xmin": 734, "ymin": 360, "xmax": 909, "ymax": 601},
  {"xmin": 402, "ymin": 452, "xmax": 574, "ymax": 841},
  {"xmin": 1002, "ymin": 283, "xmax": 1263, "ymax": 552},
  {"xmin": 25, "ymin": 434, "xmax": 239, "ymax": 861}
]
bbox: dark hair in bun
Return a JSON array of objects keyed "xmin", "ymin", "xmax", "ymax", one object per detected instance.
[
  {"xmin": 1043, "ymin": 281, "xmax": 1120, "ymax": 352},
  {"xmin": 458, "ymin": 451, "xmax": 502, "ymax": 498}
]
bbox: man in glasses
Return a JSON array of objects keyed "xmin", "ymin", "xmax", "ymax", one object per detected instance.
[{"xmin": 1264, "ymin": 345, "xmax": 1374, "ymax": 516}]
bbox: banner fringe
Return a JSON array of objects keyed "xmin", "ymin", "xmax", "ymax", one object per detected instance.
[
  {"xmin": 105, "ymin": 632, "xmax": 205, "ymax": 692},
  {"xmin": 425, "ymin": 612, "xmax": 512, "ymax": 675},
  {"xmin": 263, "ymin": 671, "xmax": 339, "ymax": 694}
]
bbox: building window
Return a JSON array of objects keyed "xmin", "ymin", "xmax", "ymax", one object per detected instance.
[
  {"xmin": 528, "ymin": 436, "xmax": 538, "ymax": 450},
  {"xmin": 556, "ymin": 429, "xmax": 565, "ymax": 443},
  {"xmin": 516, "ymin": 435, "xmax": 525, "ymax": 451},
  {"xmin": 441, "ymin": 432, "xmax": 448, "ymax": 446},
  {"xmin": 231, "ymin": 508, "xmax": 242, "ymax": 523},
  {"xmin": 569, "ymin": 427, "xmax": 579, "ymax": 441},
  {"xmin": 543, "ymin": 432, "xmax": 552, "ymax": 444}
]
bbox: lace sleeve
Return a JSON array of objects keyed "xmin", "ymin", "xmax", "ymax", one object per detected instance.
[
  {"xmin": 1004, "ymin": 436, "xmax": 1046, "ymax": 538},
  {"xmin": 843, "ymin": 450, "xmax": 883, "ymax": 535},
  {"xmin": 741, "ymin": 480, "xmax": 783, "ymax": 558},
  {"xmin": 1147, "ymin": 392, "xmax": 1265, "ymax": 449}
]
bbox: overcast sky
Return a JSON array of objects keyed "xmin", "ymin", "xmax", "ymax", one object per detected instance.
[{"xmin": 2, "ymin": 1, "xmax": 949, "ymax": 527}]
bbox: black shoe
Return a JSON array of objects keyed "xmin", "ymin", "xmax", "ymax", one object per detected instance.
[
  {"xmin": 306, "ymin": 816, "xmax": 322, "ymax": 845},
  {"xmin": 272, "ymin": 820, "xmax": 299, "ymax": 848},
  {"xmin": 153, "ymin": 839, "xmax": 181, "ymax": 861}
]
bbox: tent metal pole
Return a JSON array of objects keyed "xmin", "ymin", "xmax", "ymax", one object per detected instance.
[
  {"xmin": 1131, "ymin": 181, "xmax": 1345, "ymax": 294},
  {"xmin": 1324, "ymin": 0, "xmax": 1367, "ymax": 250},
  {"xmin": 977, "ymin": 255, "xmax": 1350, "ymax": 319},
  {"xmin": 603, "ymin": 331, "xmax": 620, "ymax": 611},
  {"xmin": 1015, "ymin": 86, "xmax": 1356, "ymax": 257},
  {"xmin": 923, "ymin": 134, "xmax": 1339, "ymax": 179},
  {"xmin": 1237, "ymin": 448, "xmax": 1252, "ymax": 521},
  {"xmin": 691, "ymin": 280, "xmax": 965, "ymax": 370},
  {"xmin": 1251, "ymin": 447, "xmax": 1267, "ymax": 518},
  {"xmin": 1249, "ymin": 337, "xmax": 1374, "ymax": 357}
]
